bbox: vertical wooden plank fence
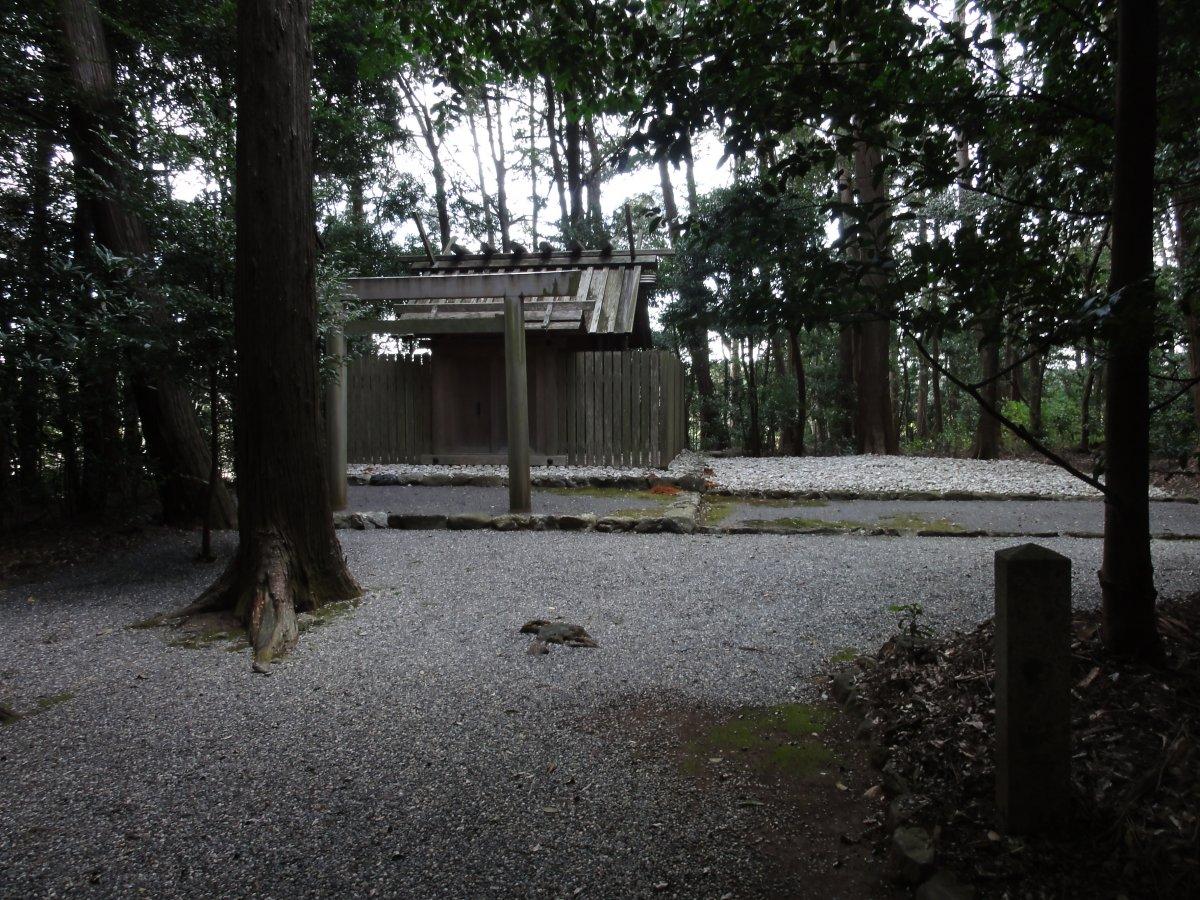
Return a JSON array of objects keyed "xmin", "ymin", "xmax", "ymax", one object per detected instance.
[
  {"xmin": 563, "ymin": 349, "xmax": 685, "ymax": 468},
  {"xmin": 347, "ymin": 355, "xmax": 432, "ymax": 463}
]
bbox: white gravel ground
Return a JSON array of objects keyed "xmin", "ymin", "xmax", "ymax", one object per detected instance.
[
  {"xmin": 705, "ymin": 454, "xmax": 1168, "ymax": 499},
  {"xmin": 2, "ymin": 530, "xmax": 1197, "ymax": 897},
  {"xmin": 351, "ymin": 452, "xmax": 1167, "ymax": 500}
]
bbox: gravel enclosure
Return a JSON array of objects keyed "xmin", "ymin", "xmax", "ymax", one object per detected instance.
[
  {"xmin": 351, "ymin": 452, "xmax": 1176, "ymax": 500},
  {"xmin": 2, "ymin": 531, "xmax": 1198, "ymax": 898}
]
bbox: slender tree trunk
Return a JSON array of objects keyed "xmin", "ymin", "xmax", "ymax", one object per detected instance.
[
  {"xmin": 1173, "ymin": 192, "xmax": 1200, "ymax": 432},
  {"xmin": 787, "ymin": 327, "xmax": 806, "ymax": 456},
  {"xmin": 468, "ymin": 109, "xmax": 495, "ymax": 246},
  {"xmin": 191, "ymin": 0, "xmax": 360, "ymax": 663},
  {"xmin": 483, "ymin": 92, "xmax": 511, "ymax": 251},
  {"xmin": 17, "ymin": 122, "xmax": 55, "ymax": 496},
  {"xmin": 528, "ymin": 81, "xmax": 539, "ymax": 247},
  {"xmin": 584, "ymin": 117, "xmax": 603, "ymax": 233},
  {"xmin": 542, "ymin": 78, "xmax": 568, "ymax": 237},
  {"xmin": 1080, "ymin": 344, "xmax": 1096, "ymax": 452},
  {"xmin": 851, "ymin": 141, "xmax": 897, "ymax": 453},
  {"xmin": 930, "ymin": 326, "xmax": 944, "ymax": 436},
  {"xmin": 683, "ymin": 135, "xmax": 699, "ymax": 209},
  {"xmin": 744, "ymin": 341, "xmax": 762, "ymax": 457},
  {"xmin": 399, "ymin": 76, "xmax": 450, "ymax": 249},
  {"xmin": 564, "ymin": 97, "xmax": 583, "ymax": 235},
  {"xmin": 1028, "ymin": 353, "xmax": 1046, "ymax": 438},
  {"xmin": 916, "ymin": 335, "xmax": 929, "ymax": 439},
  {"xmin": 58, "ymin": 0, "xmax": 235, "ymax": 527},
  {"xmin": 1099, "ymin": 0, "xmax": 1161, "ymax": 660}
]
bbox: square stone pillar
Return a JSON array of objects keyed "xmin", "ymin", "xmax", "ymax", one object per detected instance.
[{"xmin": 994, "ymin": 543, "xmax": 1072, "ymax": 834}]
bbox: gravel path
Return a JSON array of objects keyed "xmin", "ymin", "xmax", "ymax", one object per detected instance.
[{"xmin": 2, "ymin": 532, "xmax": 1197, "ymax": 898}]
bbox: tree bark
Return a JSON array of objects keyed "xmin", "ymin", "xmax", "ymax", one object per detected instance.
[
  {"xmin": 744, "ymin": 341, "xmax": 762, "ymax": 457},
  {"xmin": 483, "ymin": 91, "xmax": 511, "ymax": 251},
  {"xmin": 58, "ymin": 0, "xmax": 234, "ymax": 527},
  {"xmin": 972, "ymin": 326, "xmax": 1002, "ymax": 459},
  {"xmin": 1099, "ymin": 0, "xmax": 1161, "ymax": 660},
  {"xmin": 564, "ymin": 96, "xmax": 583, "ymax": 234},
  {"xmin": 191, "ymin": 0, "xmax": 360, "ymax": 663},
  {"xmin": 787, "ymin": 328, "xmax": 806, "ymax": 456},
  {"xmin": 467, "ymin": 108, "xmax": 496, "ymax": 246},
  {"xmin": 1173, "ymin": 192, "xmax": 1200, "ymax": 432},
  {"xmin": 542, "ymin": 78, "xmax": 569, "ymax": 237},
  {"xmin": 584, "ymin": 117, "xmax": 603, "ymax": 233},
  {"xmin": 851, "ymin": 141, "xmax": 897, "ymax": 454},
  {"xmin": 398, "ymin": 75, "xmax": 450, "ymax": 249}
]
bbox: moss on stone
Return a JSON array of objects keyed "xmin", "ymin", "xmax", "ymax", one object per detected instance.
[
  {"xmin": 740, "ymin": 517, "xmax": 865, "ymax": 532},
  {"xmin": 544, "ymin": 486, "xmax": 670, "ymax": 504},
  {"xmin": 877, "ymin": 514, "xmax": 964, "ymax": 533}
]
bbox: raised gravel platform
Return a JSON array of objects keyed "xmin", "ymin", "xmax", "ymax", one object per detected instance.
[
  {"xmin": 351, "ymin": 453, "xmax": 1179, "ymax": 501},
  {"xmin": 2, "ymin": 531, "xmax": 1198, "ymax": 897}
]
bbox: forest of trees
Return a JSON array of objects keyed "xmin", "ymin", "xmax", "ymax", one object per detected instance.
[{"xmin": 1, "ymin": 0, "xmax": 1197, "ymax": 657}]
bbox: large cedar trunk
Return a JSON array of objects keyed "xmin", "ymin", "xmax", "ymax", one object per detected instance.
[
  {"xmin": 851, "ymin": 141, "xmax": 897, "ymax": 453},
  {"xmin": 58, "ymin": 0, "xmax": 235, "ymax": 528},
  {"xmin": 584, "ymin": 117, "xmax": 603, "ymax": 233},
  {"xmin": 192, "ymin": 0, "xmax": 360, "ymax": 662},
  {"xmin": 1099, "ymin": 0, "xmax": 1161, "ymax": 660}
]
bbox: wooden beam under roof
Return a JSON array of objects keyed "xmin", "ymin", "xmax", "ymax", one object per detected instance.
[{"xmin": 346, "ymin": 270, "xmax": 582, "ymax": 302}]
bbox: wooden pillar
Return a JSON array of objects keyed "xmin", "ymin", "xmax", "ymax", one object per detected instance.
[
  {"xmin": 504, "ymin": 292, "xmax": 531, "ymax": 512},
  {"xmin": 325, "ymin": 324, "xmax": 348, "ymax": 511},
  {"xmin": 994, "ymin": 543, "xmax": 1072, "ymax": 834}
]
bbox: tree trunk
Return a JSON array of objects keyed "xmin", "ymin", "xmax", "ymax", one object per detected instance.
[
  {"xmin": 744, "ymin": 341, "xmax": 762, "ymax": 457},
  {"xmin": 1028, "ymin": 353, "xmax": 1046, "ymax": 438},
  {"xmin": 528, "ymin": 81, "xmax": 539, "ymax": 247},
  {"xmin": 915, "ymin": 335, "xmax": 929, "ymax": 439},
  {"xmin": 483, "ymin": 92, "xmax": 511, "ymax": 251},
  {"xmin": 468, "ymin": 109, "xmax": 496, "ymax": 246},
  {"xmin": 1080, "ymin": 343, "xmax": 1096, "ymax": 452},
  {"xmin": 837, "ymin": 325, "xmax": 856, "ymax": 447},
  {"xmin": 787, "ymin": 327, "xmax": 806, "ymax": 456},
  {"xmin": 584, "ymin": 117, "xmax": 603, "ymax": 233},
  {"xmin": 58, "ymin": 0, "xmax": 235, "ymax": 527},
  {"xmin": 1099, "ymin": 0, "xmax": 1161, "ymax": 660},
  {"xmin": 564, "ymin": 97, "xmax": 583, "ymax": 234},
  {"xmin": 972, "ymin": 326, "xmax": 1002, "ymax": 459},
  {"xmin": 851, "ymin": 140, "xmax": 897, "ymax": 454},
  {"xmin": 542, "ymin": 77, "xmax": 568, "ymax": 236},
  {"xmin": 1173, "ymin": 191, "xmax": 1200, "ymax": 432},
  {"xmin": 398, "ymin": 75, "xmax": 450, "ymax": 249},
  {"xmin": 191, "ymin": 0, "xmax": 360, "ymax": 663},
  {"xmin": 930, "ymin": 327, "xmax": 944, "ymax": 436}
]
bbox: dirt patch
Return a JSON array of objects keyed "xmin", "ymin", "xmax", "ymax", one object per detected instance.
[
  {"xmin": 832, "ymin": 593, "xmax": 1200, "ymax": 898},
  {"xmin": 591, "ymin": 693, "xmax": 901, "ymax": 898}
]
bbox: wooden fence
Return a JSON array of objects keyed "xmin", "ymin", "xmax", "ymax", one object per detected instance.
[
  {"xmin": 346, "ymin": 348, "xmax": 685, "ymax": 467},
  {"xmin": 564, "ymin": 350, "xmax": 685, "ymax": 468},
  {"xmin": 347, "ymin": 355, "xmax": 432, "ymax": 463}
]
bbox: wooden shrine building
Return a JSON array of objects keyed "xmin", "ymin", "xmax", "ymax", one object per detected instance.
[{"xmin": 338, "ymin": 248, "xmax": 686, "ymax": 470}]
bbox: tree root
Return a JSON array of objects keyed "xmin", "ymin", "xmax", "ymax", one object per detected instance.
[{"xmin": 160, "ymin": 531, "xmax": 359, "ymax": 663}]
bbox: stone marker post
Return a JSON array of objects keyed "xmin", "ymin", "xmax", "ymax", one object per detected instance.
[{"xmin": 994, "ymin": 543, "xmax": 1072, "ymax": 834}]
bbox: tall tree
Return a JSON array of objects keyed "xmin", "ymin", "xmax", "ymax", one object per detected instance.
[
  {"xmin": 1099, "ymin": 0, "xmax": 1162, "ymax": 659},
  {"xmin": 190, "ymin": 0, "xmax": 360, "ymax": 662},
  {"xmin": 57, "ymin": 0, "xmax": 235, "ymax": 527}
]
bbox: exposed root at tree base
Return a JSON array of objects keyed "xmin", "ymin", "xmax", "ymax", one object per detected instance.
[{"xmin": 159, "ymin": 532, "xmax": 361, "ymax": 663}]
